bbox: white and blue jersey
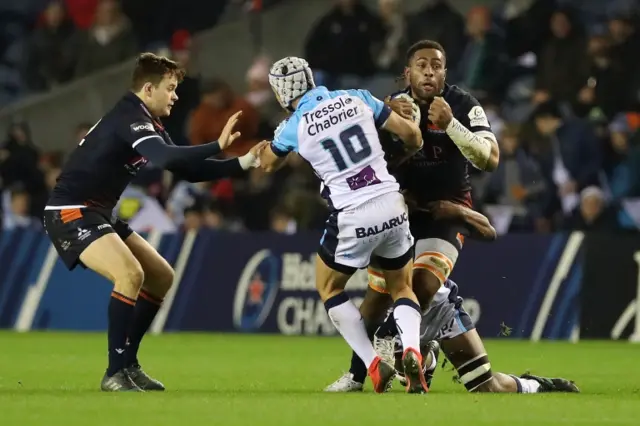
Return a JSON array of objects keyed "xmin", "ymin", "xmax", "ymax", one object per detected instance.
[{"xmin": 271, "ymin": 86, "xmax": 399, "ymax": 211}]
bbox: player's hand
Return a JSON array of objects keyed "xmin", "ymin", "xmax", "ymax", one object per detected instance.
[
  {"xmin": 427, "ymin": 97, "xmax": 453, "ymax": 130},
  {"xmin": 384, "ymin": 96, "xmax": 414, "ymax": 120},
  {"xmin": 249, "ymin": 140, "xmax": 269, "ymax": 168},
  {"xmin": 219, "ymin": 111, "xmax": 243, "ymax": 150}
]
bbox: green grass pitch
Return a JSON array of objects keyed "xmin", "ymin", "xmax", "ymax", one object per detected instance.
[{"xmin": 0, "ymin": 332, "xmax": 638, "ymax": 425}]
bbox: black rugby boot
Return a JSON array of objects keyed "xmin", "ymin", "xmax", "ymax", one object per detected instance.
[
  {"xmin": 125, "ymin": 364, "xmax": 165, "ymax": 391},
  {"xmin": 100, "ymin": 370, "xmax": 143, "ymax": 392},
  {"xmin": 520, "ymin": 373, "xmax": 579, "ymax": 393}
]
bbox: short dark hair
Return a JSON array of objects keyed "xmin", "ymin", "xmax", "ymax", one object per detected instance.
[
  {"xmin": 131, "ymin": 52, "xmax": 185, "ymax": 91},
  {"xmin": 406, "ymin": 40, "xmax": 446, "ymax": 64}
]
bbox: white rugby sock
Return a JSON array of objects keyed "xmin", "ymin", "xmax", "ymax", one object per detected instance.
[
  {"xmin": 325, "ymin": 293, "xmax": 377, "ymax": 368},
  {"xmin": 393, "ymin": 300, "xmax": 422, "ymax": 353}
]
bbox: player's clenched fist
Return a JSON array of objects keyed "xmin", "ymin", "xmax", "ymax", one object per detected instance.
[{"xmin": 428, "ymin": 96, "xmax": 453, "ymax": 130}]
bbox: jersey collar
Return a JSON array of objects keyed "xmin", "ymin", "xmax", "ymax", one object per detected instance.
[
  {"xmin": 124, "ymin": 91, "xmax": 165, "ymax": 130},
  {"xmin": 296, "ymin": 86, "xmax": 327, "ymax": 108}
]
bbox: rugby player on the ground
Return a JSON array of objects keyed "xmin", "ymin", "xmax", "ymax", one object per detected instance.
[
  {"xmin": 43, "ymin": 53, "xmax": 262, "ymax": 392},
  {"xmin": 372, "ymin": 278, "xmax": 580, "ymax": 394},
  {"xmin": 326, "ymin": 40, "xmax": 500, "ymax": 392}
]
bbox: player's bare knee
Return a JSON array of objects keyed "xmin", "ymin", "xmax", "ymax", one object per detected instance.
[
  {"xmin": 114, "ymin": 261, "xmax": 145, "ymax": 296},
  {"xmin": 157, "ymin": 267, "xmax": 175, "ymax": 294},
  {"xmin": 144, "ymin": 264, "xmax": 174, "ymax": 298}
]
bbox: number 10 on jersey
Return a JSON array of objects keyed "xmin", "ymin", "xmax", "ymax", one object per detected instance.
[{"xmin": 321, "ymin": 125, "xmax": 372, "ymax": 171}]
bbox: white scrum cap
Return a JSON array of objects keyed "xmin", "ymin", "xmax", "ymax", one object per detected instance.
[{"xmin": 268, "ymin": 56, "xmax": 316, "ymax": 110}]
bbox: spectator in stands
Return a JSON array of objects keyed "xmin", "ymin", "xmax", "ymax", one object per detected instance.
[
  {"xmin": 163, "ymin": 29, "xmax": 200, "ymax": 146},
  {"xmin": 244, "ymin": 55, "xmax": 285, "ymax": 139},
  {"xmin": 563, "ymin": 186, "xmax": 618, "ymax": 231},
  {"xmin": 375, "ymin": 0, "xmax": 407, "ymax": 74},
  {"xmin": 454, "ymin": 5, "xmax": 507, "ymax": 101},
  {"xmin": 604, "ymin": 113, "xmax": 640, "ymax": 201},
  {"xmin": 0, "ymin": 122, "xmax": 46, "ymax": 216},
  {"xmin": 574, "ymin": 31, "xmax": 629, "ymax": 120},
  {"xmin": 74, "ymin": 0, "xmax": 137, "ymax": 78},
  {"xmin": 527, "ymin": 101, "xmax": 602, "ymax": 219},
  {"xmin": 2, "ymin": 184, "xmax": 41, "ymax": 230},
  {"xmin": 182, "ymin": 204, "xmax": 203, "ymax": 232},
  {"xmin": 533, "ymin": 7, "xmax": 588, "ymax": 105},
  {"xmin": 64, "ymin": 0, "xmax": 98, "ymax": 30},
  {"xmin": 166, "ymin": 180, "xmax": 212, "ymax": 227},
  {"xmin": 203, "ymin": 200, "xmax": 225, "ymax": 230},
  {"xmin": 23, "ymin": 0, "xmax": 78, "ymax": 93},
  {"xmin": 499, "ymin": 0, "xmax": 556, "ymax": 59},
  {"xmin": 270, "ymin": 206, "xmax": 297, "ymax": 234},
  {"xmin": 234, "ymin": 167, "xmax": 285, "ymax": 231},
  {"xmin": 406, "ymin": 0, "xmax": 466, "ymax": 69},
  {"xmin": 189, "ymin": 78, "xmax": 259, "ymax": 156},
  {"xmin": 304, "ymin": 0, "xmax": 383, "ymax": 87},
  {"xmin": 483, "ymin": 123, "xmax": 547, "ymax": 231},
  {"xmin": 608, "ymin": 14, "xmax": 640, "ymax": 76}
]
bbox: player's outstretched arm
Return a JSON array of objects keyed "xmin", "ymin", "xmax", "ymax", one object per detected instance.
[
  {"xmin": 427, "ymin": 200, "xmax": 497, "ymax": 241},
  {"xmin": 169, "ymin": 142, "xmax": 264, "ymax": 182},
  {"xmin": 133, "ymin": 111, "xmax": 244, "ymax": 169},
  {"xmin": 258, "ymin": 141, "xmax": 288, "ymax": 173}
]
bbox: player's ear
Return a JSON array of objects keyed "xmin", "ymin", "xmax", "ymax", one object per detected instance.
[{"xmin": 142, "ymin": 82, "xmax": 154, "ymax": 97}]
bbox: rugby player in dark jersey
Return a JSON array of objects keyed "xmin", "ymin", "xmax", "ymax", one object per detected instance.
[
  {"xmin": 371, "ymin": 278, "xmax": 579, "ymax": 394},
  {"xmin": 326, "ymin": 41, "xmax": 577, "ymax": 394},
  {"xmin": 43, "ymin": 53, "xmax": 263, "ymax": 392}
]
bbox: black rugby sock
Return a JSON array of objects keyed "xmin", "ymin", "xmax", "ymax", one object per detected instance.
[
  {"xmin": 349, "ymin": 320, "xmax": 378, "ymax": 383},
  {"xmin": 107, "ymin": 291, "xmax": 136, "ymax": 377},
  {"xmin": 126, "ymin": 290, "xmax": 162, "ymax": 367}
]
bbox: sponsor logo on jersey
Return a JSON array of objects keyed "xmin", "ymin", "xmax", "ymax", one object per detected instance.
[
  {"xmin": 233, "ymin": 251, "xmax": 367, "ymax": 335},
  {"xmin": 130, "ymin": 122, "xmax": 154, "ymax": 133},
  {"xmin": 346, "ymin": 165, "xmax": 381, "ymax": 191},
  {"xmin": 303, "ymin": 96, "xmax": 361, "ymax": 136},
  {"xmin": 355, "ymin": 212, "xmax": 408, "ymax": 238}
]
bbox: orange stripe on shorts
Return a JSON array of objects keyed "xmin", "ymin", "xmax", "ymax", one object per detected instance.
[{"xmin": 60, "ymin": 208, "xmax": 83, "ymax": 223}]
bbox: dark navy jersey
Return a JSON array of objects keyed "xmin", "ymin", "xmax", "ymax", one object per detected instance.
[
  {"xmin": 48, "ymin": 92, "xmax": 169, "ymax": 211},
  {"xmin": 382, "ymin": 84, "xmax": 495, "ymax": 205}
]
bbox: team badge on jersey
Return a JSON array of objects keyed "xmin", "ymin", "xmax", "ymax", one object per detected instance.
[{"xmin": 468, "ymin": 106, "xmax": 489, "ymax": 128}]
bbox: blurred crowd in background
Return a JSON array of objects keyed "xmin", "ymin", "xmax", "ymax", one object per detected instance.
[{"xmin": 1, "ymin": 0, "xmax": 640, "ymax": 236}]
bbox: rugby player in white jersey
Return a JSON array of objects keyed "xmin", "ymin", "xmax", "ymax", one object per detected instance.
[{"xmin": 257, "ymin": 57, "xmax": 428, "ymax": 393}]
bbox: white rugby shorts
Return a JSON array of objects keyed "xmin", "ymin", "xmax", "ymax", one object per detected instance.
[{"xmin": 318, "ymin": 191, "xmax": 414, "ymax": 273}]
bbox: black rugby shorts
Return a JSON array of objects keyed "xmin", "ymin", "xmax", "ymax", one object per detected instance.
[{"xmin": 43, "ymin": 207, "xmax": 133, "ymax": 270}]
